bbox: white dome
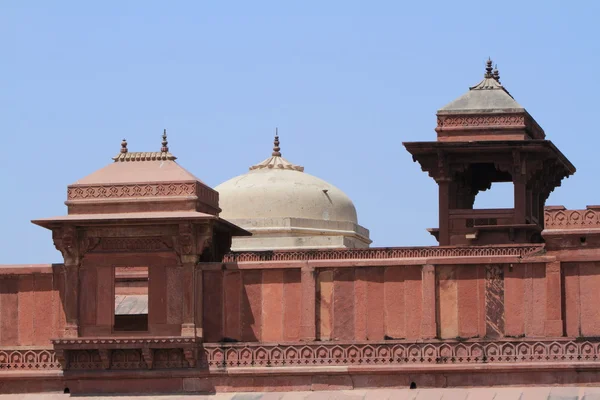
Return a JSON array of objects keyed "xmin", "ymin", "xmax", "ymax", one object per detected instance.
[
  {"xmin": 216, "ymin": 168, "xmax": 358, "ymax": 223},
  {"xmin": 214, "ymin": 134, "xmax": 370, "ymax": 251}
]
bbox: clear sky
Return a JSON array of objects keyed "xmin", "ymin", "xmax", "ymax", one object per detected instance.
[{"xmin": 1, "ymin": 1, "xmax": 599, "ymax": 264}]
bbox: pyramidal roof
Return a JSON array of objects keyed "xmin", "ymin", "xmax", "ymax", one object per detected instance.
[
  {"xmin": 74, "ymin": 132, "xmax": 203, "ymax": 185},
  {"xmin": 56, "ymin": 130, "xmax": 220, "ymax": 217},
  {"xmin": 439, "ymin": 59, "xmax": 523, "ymax": 113}
]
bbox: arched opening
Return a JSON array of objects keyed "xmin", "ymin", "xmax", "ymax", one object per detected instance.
[{"xmin": 410, "ymin": 382, "xmax": 417, "ymax": 389}]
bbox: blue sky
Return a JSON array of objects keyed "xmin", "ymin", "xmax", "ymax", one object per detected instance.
[{"xmin": 1, "ymin": 1, "xmax": 599, "ymax": 264}]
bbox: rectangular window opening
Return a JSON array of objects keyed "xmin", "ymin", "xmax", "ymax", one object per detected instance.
[{"xmin": 114, "ymin": 266, "xmax": 148, "ymax": 332}]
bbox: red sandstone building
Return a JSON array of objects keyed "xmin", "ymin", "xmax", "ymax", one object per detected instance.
[{"xmin": 0, "ymin": 61, "xmax": 597, "ymax": 396}]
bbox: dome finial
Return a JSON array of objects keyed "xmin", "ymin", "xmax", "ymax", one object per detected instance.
[
  {"xmin": 161, "ymin": 129, "xmax": 169, "ymax": 153},
  {"xmin": 120, "ymin": 138, "xmax": 128, "ymax": 154},
  {"xmin": 272, "ymin": 128, "xmax": 281, "ymax": 157},
  {"xmin": 493, "ymin": 64, "xmax": 501, "ymax": 83},
  {"xmin": 485, "ymin": 57, "xmax": 494, "ymax": 78}
]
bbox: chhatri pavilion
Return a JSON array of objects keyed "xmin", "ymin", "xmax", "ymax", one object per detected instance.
[{"xmin": 1, "ymin": 60, "xmax": 599, "ymax": 398}]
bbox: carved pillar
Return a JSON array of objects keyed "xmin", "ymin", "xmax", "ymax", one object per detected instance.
[
  {"xmin": 176, "ymin": 223, "xmax": 211, "ymax": 339},
  {"xmin": 300, "ymin": 266, "xmax": 316, "ymax": 341},
  {"xmin": 438, "ymin": 180, "xmax": 451, "ymax": 246},
  {"xmin": 63, "ymin": 265, "xmax": 80, "ymax": 338},
  {"xmin": 544, "ymin": 261, "xmax": 564, "ymax": 337},
  {"xmin": 53, "ymin": 226, "xmax": 81, "ymax": 338},
  {"xmin": 513, "ymin": 150, "xmax": 527, "ymax": 224},
  {"xmin": 421, "ymin": 264, "xmax": 437, "ymax": 339},
  {"xmin": 181, "ymin": 257, "xmax": 197, "ymax": 337}
]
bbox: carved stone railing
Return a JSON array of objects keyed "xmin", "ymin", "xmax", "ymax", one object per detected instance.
[
  {"xmin": 203, "ymin": 338, "xmax": 600, "ymax": 368},
  {"xmin": 0, "ymin": 348, "xmax": 61, "ymax": 371},
  {"xmin": 223, "ymin": 244, "xmax": 544, "ymax": 263},
  {"xmin": 5, "ymin": 338, "xmax": 600, "ymax": 372},
  {"xmin": 51, "ymin": 337, "xmax": 198, "ymax": 370}
]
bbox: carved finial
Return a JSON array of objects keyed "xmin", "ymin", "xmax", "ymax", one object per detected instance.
[
  {"xmin": 485, "ymin": 57, "xmax": 494, "ymax": 78},
  {"xmin": 120, "ymin": 139, "xmax": 128, "ymax": 153},
  {"xmin": 493, "ymin": 64, "xmax": 501, "ymax": 83},
  {"xmin": 161, "ymin": 129, "xmax": 169, "ymax": 153},
  {"xmin": 272, "ymin": 128, "xmax": 281, "ymax": 157}
]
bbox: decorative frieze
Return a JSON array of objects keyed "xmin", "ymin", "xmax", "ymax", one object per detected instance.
[
  {"xmin": 8, "ymin": 339, "xmax": 600, "ymax": 371},
  {"xmin": 224, "ymin": 245, "xmax": 543, "ymax": 262},
  {"xmin": 66, "ymin": 182, "xmax": 219, "ymax": 211},
  {"xmin": 437, "ymin": 114, "xmax": 525, "ymax": 129},
  {"xmin": 203, "ymin": 339, "xmax": 600, "ymax": 368},
  {"xmin": 91, "ymin": 237, "xmax": 173, "ymax": 253}
]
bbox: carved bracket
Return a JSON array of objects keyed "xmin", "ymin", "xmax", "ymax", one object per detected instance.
[
  {"xmin": 183, "ymin": 348, "xmax": 197, "ymax": 368},
  {"xmin": 142, "ymin": 347, "xmax": 154, "ymax": 370},
  {"xmin": 99, "ymin": 349, "xmax": 111, "ymax": 370}
]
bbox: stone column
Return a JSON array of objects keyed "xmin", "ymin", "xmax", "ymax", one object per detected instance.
[
  {"xmin": 438, "ymin": 181, "xmax": 451, "ymax": 246},
  {"xmin": 181, "ymin": 256, "xmax": 198, "ymax": 337},
  {"xmin": 63, "ymin": 264, "xmax": 80, "ymax": 338},
  {"xmin": 421, "ymin": 264, "xmax": 437, "ymax": 339},
  {"xmin": 300, "ymin": 266, "xmax": 316, "ymax": 341},
  {"xmin": 544, "ymin": 261, "xmax": 564, "ymax": 337},
  {"xmin": 52, "ymin": 226, "xmax": 81, "ymax": 338}
]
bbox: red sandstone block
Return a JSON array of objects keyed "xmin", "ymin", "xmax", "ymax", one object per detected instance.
[
  {"xmin": 504, "ymin": 264, "xmax": 525, "ymax": 337},
  {"xmin": 0, "ymin": 278, "xmax": 19, "ymax": 345},
  {"xmin": 438, "ymin": 265, "xmax": 458, "ymax": 339},
  {"xmin": 354, "ymin": 268, "xmax": 368, "ymax": 341},
  {"xmin": 79, "ymin": 267, "xmax": 97, "ymax": 327},
  {"xmin": 283, "ymin": 269, "xmax": 301, "ymax": 341},
  {"xmin": 203, "ymin": 271, "xmax": 224, "ymax": 342},
  {"xmin": 53, "ymin": 266, "xmax": 66, "ymax": 337},
  {"xmin": 311, "ymin": 375, "xmax": 354, "ymax": 391},
  {"xmin": 383, "ymin": 267, "xmax": 405, "ymax": 340},
  {"xmin": 530, "ymin": 263, "xmax": 547, "ymax": 336},
  {"xmin": 96, "ymin": 266, "xmax": 113, "ymax": 328},
  {"xmin": 17, "ymin": 275, "xmax": 34, "ymax": 345},
  {"xmin": 33, "ymin": 275, "xmax": 54, "ymax": 345},
  {"xmin": 182, "ymin": 377, "xmax": 215, "ymax": 393},
  {"xmin": 223, "ymin": 271, "xmax": 242, "ymax": 341},
  {"xmin": 166, "ymin": 266, "xmax": 183, "ymax": 325},
  {"xmin": 241, "ymin": 270, "xmax": 262, "ymax": 341},
  {"xmin": 563, "ymin": 263, "xmax": 581, "ymax": 337},
  {"xmin": 317, "ymin": 270, "xmax": 334, "ymax": 340},
  {"xmin": 352, "ymin": 373, "xmax": 410, "ymax": 389},
  {"xmin": 70, "ymin": 377, "xmax": 183, "ymax": 394},
  {"xmin": 365, "ymin": 268, "xmax": 384, "ymax": 341},
  {"xmin": 333, "ymin": 268, "xmax": 355, "ymax": 340},
  {"xmin": 457, "ymin": 265, "xmax": 480, "ymax": 338},
  {"xmin": 262, "ymin": 269, "xmax": 284, "ymax": 342},
  {"xmin": 404, "ymin": 265, "xmax": 422, "ymax": 339},
  {"xmin": 149, "ymin": 265, "xmax": 168, "ymax": 326}
]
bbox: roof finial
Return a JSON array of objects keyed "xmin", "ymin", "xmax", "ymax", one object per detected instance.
[
  {"xmin": 493, "ymin": 64, "xmax": 501, "ymax": 83},
  {"xmin": 485, "ymin": 57, "xmax": 494, "ymax": 78},
  {"xmin": 272, "ymin": 128, "xmax": 281, "ymax": 157},
  {"xmin": 120, "ymin": 138, "xmax": 128, "ymax": 154},
  {"xmin": 161, "ymin": 129, "xmax": 169, "ymax": 153}
]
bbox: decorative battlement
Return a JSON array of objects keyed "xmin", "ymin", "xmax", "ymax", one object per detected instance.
[{"xmin": 544, "ymin": 206, "xmax": 600, "ymax": 229}]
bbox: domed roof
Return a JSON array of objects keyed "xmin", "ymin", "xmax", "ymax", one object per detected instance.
[{"xmin": 216, "ymin": 134, "xmax": 358, "ymax": 224}]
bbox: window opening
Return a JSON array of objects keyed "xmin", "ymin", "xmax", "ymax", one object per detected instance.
[
  {"xmin": 114, "ymin": 266, "xmax": 148, "ymax": 332},
  {"xmin": 473, "ymin": 182, "xmax": 514, "ymax": 209}
]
